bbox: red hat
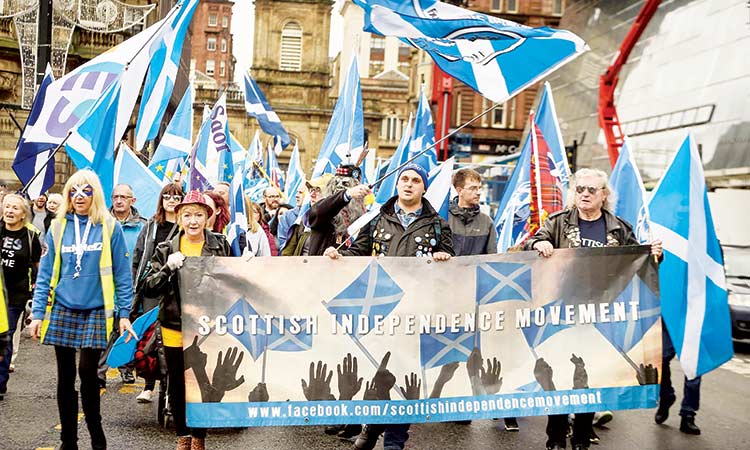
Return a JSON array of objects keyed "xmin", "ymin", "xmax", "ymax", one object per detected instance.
[{"xmin": 175, "ymin": 190, "xmax": 213, "ymax": 218}]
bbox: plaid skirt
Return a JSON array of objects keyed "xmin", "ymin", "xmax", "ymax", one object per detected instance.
[{"xmin": 42, "ymin": 304, "xmax": 108, "ymax": 349}]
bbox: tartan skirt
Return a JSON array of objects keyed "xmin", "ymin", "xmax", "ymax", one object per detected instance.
[{"xmin": 42, "ymin": 304, "xmax": 108, "ymax": 349}]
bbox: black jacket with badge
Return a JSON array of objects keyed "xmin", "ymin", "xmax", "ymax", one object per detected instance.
[
  {"xmin": 523, "ymin": 207, "xmax": 638, "ymax": 250},
  {"xmin": 341, "ymin": 196, "xmax": 454, "ymax": 257},
  {"xmin": 448, "ymin": 200, "xmax": 497, "ymax": 256},
  {"xmin": 142, "ymin": 230, "xmax": 230, "ymax": 331},
  {"xmin": 307, "ymin": 190, "xmax": 350, "ymax": 256}
]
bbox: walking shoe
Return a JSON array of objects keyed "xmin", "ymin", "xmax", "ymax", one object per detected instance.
[
  {"xmin": 176, "ymin": 436, "xmax": 191, "ymax": 450},
  {"xmin": 352, "ymin": 424, "xmax": 384, "ymax": 450},
  {"xmin": 137, "ymin": 389, "xmax": 154, "ymax": 403},
  {"xmin": 679, "ymin": 415, "xmax": 701, "ymax": 435},
  {"xmin": 593, "ymin": 411, "xmax": 613, "ymax": 428},
  {"xmin": 121, "ymin": 370, "xmax": 136, "ymax": 384},
  {"xmin": 8, "ymin": 364, "xmax": 14, "ymax": 373},
  {"xmin": 654, "ymin": 396, "xmax": 675, "ymax": 424},
  {"xmin": 337, "ymin": 424, "xmax": 362, "ymax": 441},
  {"xmin": 504, "ymin": 417, "xmax": 519, "ymax": 431},
  {"xmin": 190, "ymin": 436, "xmax": 205, "ymax": 450},
  {"xmin": 325, "ymin": 425, "xmax": 344, "ymax": 435},
  {"xmin": 589, "ymin": 428, "xmax": 600, "ymax": 444}
]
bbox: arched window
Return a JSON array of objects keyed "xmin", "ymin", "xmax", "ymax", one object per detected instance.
[{"xmin": 280, "ymin": 21, "xmax": 303, "ymax": 71}]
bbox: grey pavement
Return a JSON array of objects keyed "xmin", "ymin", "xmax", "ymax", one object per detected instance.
[{"xmin": 1, "ymin": 337, "xmax": 749, "ymax": 450}]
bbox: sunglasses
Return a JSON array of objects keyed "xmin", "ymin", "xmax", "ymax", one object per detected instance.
[
  {"xmin": 69, "ymin": 184, "xmax": 94, "ymax": 198},
  {"xmin": 575, "ymin": 185, "xmax": 602, "ymax": 195},
  {"xmin": 162, "ymin": 194, "xmax": 183, "ymax": 202}
]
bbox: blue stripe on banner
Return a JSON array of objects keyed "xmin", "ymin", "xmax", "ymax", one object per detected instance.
[{"xmin": 187, "ymin": 385, "xmax": 657, "ymax": 428}]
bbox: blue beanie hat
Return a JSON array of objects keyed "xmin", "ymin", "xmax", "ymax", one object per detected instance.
[{"xmin": 397, "ymin": 163, "xmax": 429, "ymax": 189}]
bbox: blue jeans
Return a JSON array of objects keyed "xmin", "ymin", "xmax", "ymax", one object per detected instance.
[
  {"xmin": 383, "ymin": 424, "xmax": 411, "ymax": 450},
  {"xmin": 0, "ymin": 304, "xmax": 24, "ymax": 393},
  {"xmin": 661, "ymin": 323, "xmax": 701, "ymax": 417}
]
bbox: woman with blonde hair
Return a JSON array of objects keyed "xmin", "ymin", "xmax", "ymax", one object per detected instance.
[
  {"xmin": 244, "ymin": 198, "xmax": 271, "ymax": 256},
  {"xmin": 27, "ymin": 169, "xmax": 136, "ymax": 450}
]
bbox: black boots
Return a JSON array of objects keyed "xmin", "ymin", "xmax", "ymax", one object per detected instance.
[
  {"xmin": 654, "ymin": 396, "xmax": 675, "ymax": 424},
  {"xmin": 679, "ymin": 415, "xmax": 701, "ymax": 435}
]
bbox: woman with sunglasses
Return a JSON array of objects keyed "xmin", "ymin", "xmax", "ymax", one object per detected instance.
[{"xmin": 27, "ymin": 169, "xmax": 136, "ymax": 450}]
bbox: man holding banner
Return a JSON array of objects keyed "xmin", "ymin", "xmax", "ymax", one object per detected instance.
[{"xmin": 525, "ymin": 168, "xmax": 663, "ymax": 450}]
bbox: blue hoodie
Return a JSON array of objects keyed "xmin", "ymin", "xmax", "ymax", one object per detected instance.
[{"xmin": 32, "ymin": 213, "xmax": 134, "ymax": 319}]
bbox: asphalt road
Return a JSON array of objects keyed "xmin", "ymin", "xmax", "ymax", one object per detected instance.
[{"xmin": 2, "ymin": 338, "xmax": 749, "ymax": 450}]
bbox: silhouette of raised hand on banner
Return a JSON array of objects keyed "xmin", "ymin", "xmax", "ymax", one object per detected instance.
[
  {"xmin": 248, "ymin": 382, "xmax": 269, "ymax": 402},
  {"xmin": 206, "ymin": 347, "xmax": 246, "ymax": 402},
  {"xmin": 302, "ymin": 361, "xmax": 334, "ymax": 401},
  {"xmin": 430, "ymin": 362, "xmax": 459, "ymax": 398},
  {"xmin": 368, "ymin": 352, "xmax": 396, "ymax": 400},
  {"xmin": 636, "ymin": 363, "xmax": 659, "ymax": 385},
  {"xmin": 183, "ymin": 335, "xmax": 208, "ymax": 374},
  {"xmin": 466, "ymin": 347, "xmax": 482, "ymax": 379},
  {"xmin": 570, "ymin": 354, "xmax": 588, "ymax": 389},
  {"xmin": 480, "ymin": 357, "xmax": 503, "ymax": 395},
  {"xmin": 534, "ymin": 358, "xmax": 556, "ymax": 392},
  {"xmin": 400, "ymin": 372, "xmax": 421, "ymax": 400},
  {"xmin": 337, "ymin": 353, "xmax": 363, "ymax": 400}
]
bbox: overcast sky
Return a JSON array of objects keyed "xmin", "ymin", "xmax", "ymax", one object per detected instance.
[{"xmin": 231, "ymin": 0, "xmax": 344, "ymax": 82}]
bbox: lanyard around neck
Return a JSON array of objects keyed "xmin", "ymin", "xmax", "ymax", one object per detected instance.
[{"xmin": 73, "ymin": 215, "xmax": 93, "ymax": 278}]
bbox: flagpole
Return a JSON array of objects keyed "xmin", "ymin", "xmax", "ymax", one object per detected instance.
[
  {"xmin": 261, "ymin": 333, "xmax": 269, "ymax": 384},
  {"xmin": 421, "ymin": 366, "xmax": 429, "ymax": 400}
]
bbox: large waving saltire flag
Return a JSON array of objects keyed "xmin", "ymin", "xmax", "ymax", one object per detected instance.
[
  {"xmin": 649, "ymin": 134, "xmax": 733, "ymax": 379},
  {"xmin": 135, "ymin": 0, "xmax": 200, "ymax": 150},
  {"xmin": 423, "ymin": 156, "xmax": 455, "ymax": 220},
  {"xmin": 610, "ymin": 139, "xmax": 650, "ymax": 243},
  {"xmin": 312, "ymin": 56, "xmax": 364, "ymax": 178},
  {"xmin": 409, "ymin": 91, "xmax": 438, "ymax": 172},
  {"xmin": 284, "ymin": 141, "xmax": 305, "ymax": 207},
  {"xmin": 354, "ymin": 0, "xmax": 587, "ymax": 102},
  {"xmin": 13, "ymin": 65, "xmax": 55, "ymax": 199},
  {"xmin": 190, "ymin": 93, "xmax": 228, "ymax": 189},
  {"xmin": 149, "ymin": 85, "xmax": 194, "ymax": 182},
  {"xmin": 244, "ymin": 72, "xmax": 291, "ymax": 149},
  {"xmin": 226, "ymin": 142, "xmax": 248, "ymax": 256},
  {"xmin": 114, "ymin": 142, "xmax": 164, "ymax": 219}
]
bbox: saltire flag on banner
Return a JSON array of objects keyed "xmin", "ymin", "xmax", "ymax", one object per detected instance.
[
  {"xmin": 135, "ymin": 0, "xmax": 200, "ymax": 150},
  {"xmin": 226, "ymin": 146, "xmax": 248, "ymax": 256},
  {"xmin": 527, "ymin": 117, "xmax": 564, "ymax": 238},
  {"xmin": 323, "ymin": 260, "xmax": 404, "ymax": 336},
  {"xmin": 648, "ymin": 134, "xmax": 733, "ymax": 379},
  {"xmin": 594, "ymin": 277, "xmax": 661, "ymax": 354},
  {"xmin": 244, "ymin": 72, "xmax": 291, "ymax": 149},
  {"xmin": 223, "ymin": 298, "xmax": 266, "ymax": 360},
  {"xmin": 266, "ymin": 318, "xmax": 314, "ymax": 352},
  {"xmin": 475, "ymin": 261, "xmax": 532, "ymax": 306},
  {"xmin": 13, "ymin": 65, "xmax": 55, "ymax": 199},
  {"xmin": 354, "ymin": 0, "xmax": 587, "ymax": 102},
  {"xmin": 312, "ymin": 56, "xmax": 364, "ymax": 178},
  {"xmin": 284, "ymin": 141, "xmax": 305, "ymax": 207},
  {"xmin": 375, "ymin": 113, "xmax": 412, "ymax": 204},
  {"xmin": 149, "ymin": 85, "xmax": 194, "ymax": 182},
  {"xmin": 521, "ymin": 298, "xmax": 571, "ymax": 350},
  {"xmin": 424, "ymin": 156, "xmax": 455, "ymax": 221},
  {"xmin": 409, "ymin": 90, "xmax": 438, "ymax": 172},
  {"xmin": 610, "ymin": 139, "xmax": 651, "ymax": 243},
  {"xmin": 420, "ymin": 328, "xmax": 478, "ymax": 369},
  {"xmin": 114, "ymin": 142, "xmax": 164, "ymax": 220}
]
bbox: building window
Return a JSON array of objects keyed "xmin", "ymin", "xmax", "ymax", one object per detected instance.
[
  {"xmin": 506, "ymin": 0, "xmax": 518, "ymax": 12},
  {"xmin": 221, "ymin": 38, "xmax": 227, "ymax": 53},
  {"xmin": 220, "ymin": 61, "xmax": 226, "ymax": 77},
  {"xmin": 208, "ymin": 14, "xmax": 217, "ymax": 27},
  {"xmin": 553, "ymin": 0, "xmax": 565, "ymax": 15},
  {"xmin": 280, "ymin": 21, "xmax": 303, "ymax": 71},
  {"xmin": 371, "ymin": 35, "xmax": 386, "ymax": 49},
  {"xmin": 222, "ymin": 16, "xmax": 229, "ymax": 28},
  {"xmin": 483, "ymin": 98, "xmax": 508, "ymax": 128},
  {"xmin": 207, "ymin": 37, "xmax": 217, "ymax": 51},
  {"xmin": 206, "ymin": 60, "xmax": 215, "ymax": 76},
  {"xmin": 381, "ymin": 115, "xmax": 400, "ymax": 142},
  {"xmin": 490, "ymin": 0, "xmax": 502, "ymax": 12}
]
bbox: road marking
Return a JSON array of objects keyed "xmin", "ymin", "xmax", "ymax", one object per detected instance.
[
  {"xmin": 720, "ymin": 356, "xmax": 750, "ymax": 377},
  {"xmin": 55, "ymin": 413, "xmax": 84, "ymax": 430}
]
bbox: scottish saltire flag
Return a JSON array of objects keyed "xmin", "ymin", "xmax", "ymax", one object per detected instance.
[
  {"xmin": 594, "ymin": 277, "xmax": 660, "ymax": 354},
  {"xmin": 521, "ymin": 298, "xmax": 571, "ymax": 349},
  {"xmin": 13, "ymin": 65, "xmax": 55, "ymax": 199},
  {"xmin": 648, "ymin": 134, "xmax": 732, "ymax": 379},
  {"xmin": 375, "ymin": 113, "xmax": 412, "ymax": 204},
  {"xmin": 312, "ymin": 57, "xmax": 364, "ymax": 178},
  {"xmin": 424, "ymin": 157, "xmax": 455, "ymax": 220},
  {"xmin": 244, "ymin": 72, "xmax": 290, "ymax": 149},
  {"xmin": 219, "ymin": 132, "xmax": 246, "ymax": 184},
  {"xmin": 188, "ymin": 117, "xmax": 214, "ymax": 192},
  {"xmin": 224, "ymin": 298, "xmax": 266, "ymax": 360},
  {"xmin": 284, "ymin": 141, "xmax": 305, "ymax": 207},
  {"xmin": 227, "ymin": 156, "xmax": 248, "ymax": 256},
  {"xmin": 149, "ymin": 85, "xmax": 194, "ymax": 181},
  {"xmin": 266, "ymin": 318, "xmax": 314, "ymax": 352},
  {"xmin": 190, "ymin": 94, "xmax": 228, "ymax": 190},
  {"xmin": 409, "ymin": 91, "xmax": 437, "ymax": 171},
  {"xmin": 420, "ymin": 328, "xmax": 478, "ymax": 369},
  {"xmin": 114, "ymin": 143, "xmax": 164, "ymax": 219},
  {"xmin": 528, "ymin": 119, "xmax": 564, "ymax": 237},
  {"xmin": 476, "ymin": 262, "xmax": 531, "ymax": 305},
  {"xmin": 135, "ymin": 0, "xmax": 199, "ymax": 150},
  {"xmin": 534, "ymin": 82, "xmax": 570, "ymax": 193},
  {"xmin": 610, "ymin": 140, "xmax": 650, "ymax": 243},
  {"xmin": 323, "ymin": 260, "xmax": 405, "ymax": 336},
  {"xmin": 354, "ymin": 1, "xmax": 587, "ymax": 102},
  {"xmin": 266, "ymin": 141, "xmax": 285, "ymax": 191}
]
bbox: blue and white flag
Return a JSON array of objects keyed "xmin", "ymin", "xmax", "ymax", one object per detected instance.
[
  {"xmin": 114, "ymin": 143, "xmax": 164, "ymax": 220},
  {"xmin": 521, "ymin": 298, "xmax": 571, "ymax": 349},
  {"xmin": 409, "ymin": 91, "xmax": 437, "ymax": 171},
  {"xmin": 375, "ymin": 113, "xmax": 412, "ymax": 204},
  {"xmin": 284, "ymin": 141, "xmax": 305, "ymax": 207},
  {"xmin": 649, "ymin": 134, "xmax": 733, "ymax": 379},
  {"xmin": 323, "ymin": 260, "xmax": 404, "ymax": 336},
  {"xmin": 424, "ymin": 156, "xmax": 454, "ymax": 220},
  {"xmin": 355, "ymin": 0, "xmax": 587, "ymax": 102},
  {"xmin": 420, "ymin": 328, "xmax": 478, "ymax": 369},
  {"xmin": 188, "ymin": 117, "xmax": 214, "ymax": 192},
  {"xmin": 223, "ymin": 298, "xmax": 266, "ymax": 360},
  {"xmin": 266, "ymin": 141, "xmax": 285, "ymax": 191},
  {"xmin": 190, "ymin": 94, "xmax": 229, "ymax": 189},
  {"xmin": 13, "ymin": 65, "xmax": 55, "ymax": 199},
  {"xmin": 610, "ymin": 139, "xmax": 650, "ymax": 243},
  {"xmin": 244, "ymin": 72, "xmax": 291, "ymax": 149},
  {"xmin": 594, "ymin": 277, "xmax": 661, "ymax": 354},
  {"xmin": 149, "ymin": 85, "xmax": 194, "ymax": 182},
  {"xmin": 312, "ymin": 56, "xmax": 364, "ymax": 178},
  {"xmin": 227, "ymin": 152, "xmax": 248, "ymax": 256},
  {"xmin": 475, "ymin": 262, "xmax": 531, "ymax": 306},
  {"xmin": 266, "ymin": 318, "xmax": 314, "ymax": 352},
  {"xmin": 135, "ymin": 0, "xmax": 200, "ymax": 150}
]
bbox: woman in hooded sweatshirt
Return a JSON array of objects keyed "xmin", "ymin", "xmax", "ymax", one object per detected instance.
[{"xmin": 28, "ymin": 169, "xmax": 136, "ymax": 450}]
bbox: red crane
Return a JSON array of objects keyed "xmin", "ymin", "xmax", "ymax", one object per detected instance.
[{"xmin": 598, "ymin": 0, "xmax": 661, "ymax": 167}]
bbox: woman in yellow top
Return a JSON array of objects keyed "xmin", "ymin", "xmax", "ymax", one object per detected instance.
[{"xmin": 142, "ymin": 191, "xmax": 230, "ymax": 450}]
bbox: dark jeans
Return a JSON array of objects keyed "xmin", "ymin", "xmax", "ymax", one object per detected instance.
[
  {"xmin": 55, "ymin": 346, "xmax": 106, "ymax": 450},
  {"xmin": 0, "ymin": 304, "xmax": 24, "ymax": 392},
  {"xmin": 661, "ymin": 324, "xmax": 701, "ymax": 416},
  {"xmin": 164, "ymin": 345, "xmax": 206, "ymax": 438},
  {"xmin": 546, "ymin": 412, "xmax": 594, "ymax": 448},
  {"xmin": 383, "ymin": 423, "xmax": 411, "ymax": 450}
]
